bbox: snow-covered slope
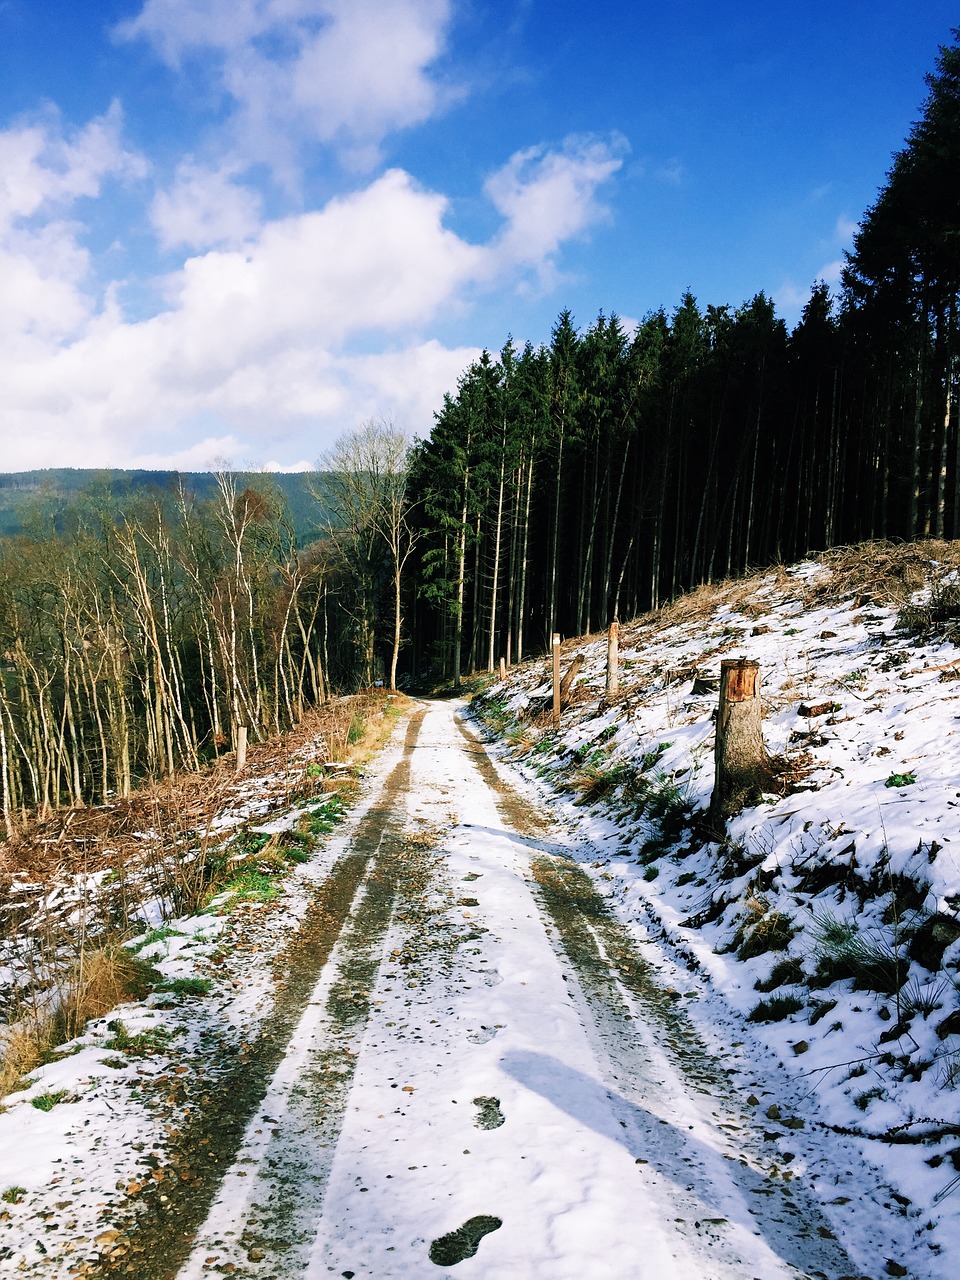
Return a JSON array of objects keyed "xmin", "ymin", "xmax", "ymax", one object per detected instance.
[{"xmin": 471, "ymin": 544, "xmax": 960, "ymax": 1272}]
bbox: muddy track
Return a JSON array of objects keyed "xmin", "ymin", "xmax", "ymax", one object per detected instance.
[{"xmin": 88, "ymin": 710, "xmax": 427, "ymax": 1280}]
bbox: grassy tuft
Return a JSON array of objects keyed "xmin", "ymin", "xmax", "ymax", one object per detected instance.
[
  {"xmin": 748, "ymin": 993, "xmax": 804, "ymax": 1023},
  {"xmin": 31, "ymin": 1090, "xmax": 69, "ymax": 1112}
]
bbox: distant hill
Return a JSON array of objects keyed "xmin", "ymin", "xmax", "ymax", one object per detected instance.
[{"xmin": 0, "ymin": 469, "xmax": 330, "ymax": 544}]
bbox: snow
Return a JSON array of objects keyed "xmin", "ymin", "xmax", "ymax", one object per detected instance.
[{"xmin": 0, "ymin": 555, "xmax": 958, "ymax": 1277}]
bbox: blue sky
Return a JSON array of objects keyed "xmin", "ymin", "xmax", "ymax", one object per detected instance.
[{"xmin": 0, "ymin": 0, "xmax": 955, "ymax": 472}]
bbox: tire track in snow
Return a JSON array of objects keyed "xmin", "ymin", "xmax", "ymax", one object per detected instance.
[
  {"xmin": 91, "ymin": 709, "xmax": 427, "ymax": 1280},
  {"xmin": 458, "ymin": 712, "xmax": 865, "ymax": 1279}
]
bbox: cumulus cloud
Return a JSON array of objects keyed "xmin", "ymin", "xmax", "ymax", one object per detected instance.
[
  {"xmin": 0, "ymin": 130, "xmax": 621, "ymax": 470},
  {"xmin": 150, "ymin": 162, "xmax": 263, "ymax": 251},
  {"xmin": 485, "ymin": 133, "xmax": 627, "ymax": 280},
  {"xmin": 0, "ymin": 101, "xmax": 144, "ymax": 230},
  {"xmin": 118, "ymin": 0, "xmax": 455, "ymax": 172},
  {"xmin": 0, "ymin": 105, "xmax": 145, "ymax": 344}
]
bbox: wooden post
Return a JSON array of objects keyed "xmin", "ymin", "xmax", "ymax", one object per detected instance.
[
  {"xmin": 552, "ymin": 633, "xmax": 561, "ymax": 731},
  {"xmin": 559, "ymin": 653, "xmax": 585, "ymax": 706},
  {"xmin": 605, "ymin": 619, "xmax": 619, "ymax": 698},
  {"xmin": 235, "ymin": 725, "xmax": 248, "ymax": 773},
  {"xmin": 709, "ymin": 658, "xmax": 768, "ymax": 825},
  {"xmin": 499, "ymin": 656, "xmax": 506, "ymax": 681}
]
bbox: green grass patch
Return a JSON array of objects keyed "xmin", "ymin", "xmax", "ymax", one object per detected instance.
[
  {"xmin": 31, "ymin": 1090, "xmax": 69, "ymax": 1111},
  {"xmin": 1, "ymin": 1187, "xmax": 26, "ymax": 1204},
  {"xmin": 221, "ymin": 868, "xmax": 280, "ymax": 903},
  {"xmin": 129, "ymin": 925, "xmax": 185, "ymax": 953},
  {"xmin": 300, "ymin": 794, "xmax": 347, "ymax": 837},
  {"xmin": 884, "ymin": 771, "xmax": 916, "ymax": 788},
  {"xmin": 103, "ymin": 1022, "xmax": 175, "ymax": 1057},
  {"xmin": 155, "ymin": 977, "xmax": 211, "ymax": 997}
]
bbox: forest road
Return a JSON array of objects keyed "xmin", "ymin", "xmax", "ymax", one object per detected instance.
[{"xmin": 153, "ymin": 699, "xmax": 864, "ymax": 1280}]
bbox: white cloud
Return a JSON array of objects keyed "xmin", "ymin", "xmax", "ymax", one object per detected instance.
[
  {"xmin": 485, "ymin": 134, "xmax": 627, "ymax": 278},
  {"xmin": 0, "ymin": 133, "xmax": 621, "ymax": 471},
  {"xmin": 119, "ymin": 0, "xmax": 455, "ymax": 172},
  {"xmin": 0, "ymin": 106, "xmax": 145, "ymax": 347},
  {"xmin": 0, "ymin": 102, "xmax": 144, "ymax": 230},
  {"xmin": 150, "ymin": 162, "xmax": 263, "ymax": 251}
]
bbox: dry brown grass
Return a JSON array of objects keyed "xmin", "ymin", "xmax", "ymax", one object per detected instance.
[
  {"xmin": 0, "ymin": 693, "xmax": 401, "ymax": 894},
  {"xmin": 53, "ymin": 943, "xmax": 157, "ymax": 1044},
  {"xmin": 806, "ymin": 539, "xmax": 960, "ymax": 607},
  {"xmin": 0, "ymin": 942, "xmax": 156, "ymax": 1097},
  {"xmin": 0, "ymin": 1022, "xmax": 47, "ymax": 1097},
  {"xmin": 617, "ymin": 541, "xmax": 958, "ymax": 645}
]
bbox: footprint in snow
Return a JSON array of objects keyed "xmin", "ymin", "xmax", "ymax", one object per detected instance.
[
  {"xmin": 472, "ymin": 1096, "xmax": 505, "ymax": 1129},
  {"xmin": 429, "ymin": 1215, "xmax": 503, "ymax": 1267},
  {"xmin": 467, "ymin": 1025, "xmax": 498, "ymax": 1044}
]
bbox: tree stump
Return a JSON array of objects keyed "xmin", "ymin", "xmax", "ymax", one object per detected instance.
[
  {"xmin": 235, "ymin": 725, "xmax": 248, "ymax": 773},
  {"xmin": 709, "ymin": 659, "xmax": 768, "ymax": 825}
]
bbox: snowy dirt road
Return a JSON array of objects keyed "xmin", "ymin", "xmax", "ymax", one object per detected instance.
[{"xmin": 147, "ymin": 700, "xmax": 866, "ymax": 1279}]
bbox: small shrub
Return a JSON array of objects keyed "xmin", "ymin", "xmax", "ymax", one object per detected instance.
[
  {"xmin": 748, "ymin": 994, "xmax": 804, "ymax": 1023},
  {"xmin": 638, "ymin": 742, "xmax": 672, "ymax": 772},
  {"xmin": 854, "ymin": 1086, "xmax": 886, "ymax": 1111},
  {"xmin": 898, "ymin": 581, "xmax": 960, "ymax": 638},
  {"xmin": 643, "ymin": 864, "xmax": 659, "ymax": 882},
  {"xmin": 1, "ymin": 1187, "xmax": 26, "ymax": 1204},
  {"xmin": 573, "ymin": 762, "xmax": 633, "ymax": 805}
]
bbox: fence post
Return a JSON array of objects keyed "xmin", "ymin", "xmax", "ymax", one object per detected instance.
[
  {"xmin": 709, "ymin": 658, "xmax": 767, "ymax": 825},
  {"xmin": 235, "ymin": 725, "xmax": 248, "ymax": 773},
  {"xmin": 552, "ymin": 633, "xmax": 561, "ymax": 731},
  {"xmin": 605, "ymin": 620, "xmax": 619, "ymax": 698}
]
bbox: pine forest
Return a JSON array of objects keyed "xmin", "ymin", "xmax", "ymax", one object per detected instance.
[{"xmin": 1, "ymin": 31, "xmax": 958, "ymax": 828}]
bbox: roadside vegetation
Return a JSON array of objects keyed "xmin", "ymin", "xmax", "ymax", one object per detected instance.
[
  {"xmin": 0, "ymin": 690, "xmax": 404, "ymax": 1100},
  {"xmin": 471, "ymin": 543, "xmax": 960, "ymax": 1165}
]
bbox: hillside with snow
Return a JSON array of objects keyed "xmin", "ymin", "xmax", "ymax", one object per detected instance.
[
  {"xmin": 2, "ymin": 541, "xmax": 960, "ymax": 1278},
  {"xmin": 471, "ymin": 541, "xmax": 960, "ymax": 1272}
]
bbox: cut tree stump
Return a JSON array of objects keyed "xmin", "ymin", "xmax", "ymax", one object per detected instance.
[{"xmin": 709, "ymin": 658, "xmax": 769, "ymax": 825}]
